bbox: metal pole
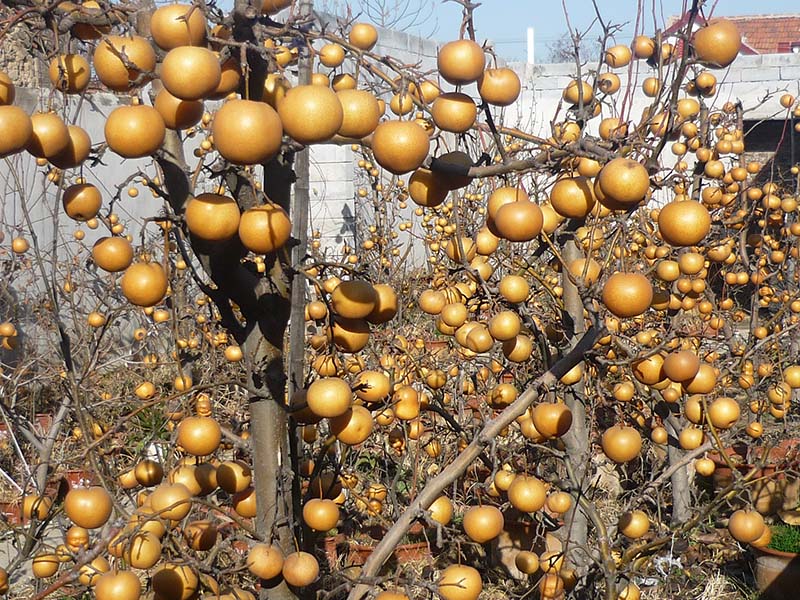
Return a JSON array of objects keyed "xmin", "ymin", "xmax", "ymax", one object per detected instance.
[{"xmin": 527, "ymin": 27, "xmax": 534, "ymax": 65}]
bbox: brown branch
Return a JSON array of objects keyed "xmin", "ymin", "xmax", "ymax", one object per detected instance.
[{"xmin": 346, "ymin": 325, "xmax": 601, "ymax": 600}]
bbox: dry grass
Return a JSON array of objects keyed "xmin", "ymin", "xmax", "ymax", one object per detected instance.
[
  {"xmin": 696, "ymin": 572, "xmax": 753, "ymax": 600},
  {"xmin": 635, "ymin": 560, "xmax": 757, "ymax": 600}
]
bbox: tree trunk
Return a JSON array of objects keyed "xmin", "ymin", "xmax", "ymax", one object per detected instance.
[
  {"xmin": 664, "ymin": 416, "xmax": 692, "ymax": 525},
  {"xmin": 248, "ymin": 156, "xmax": 298, "ymax": 600},
  {"xmin": 151, "ymin": 1, "xmax": 308, "ymax": 597},
  {"xmin": 158, "ymin": 122, "xmax": 299, "ymax": 600},
  {"xmin": 560, "ymin": 239, "xmax": 590, "ymax": 566},
  {"xmin": 250, "ymin": 382, "xmax": 296, "ymax": 600},
  {"xmin": 668, "ymin": 444, "xmax": 692, "ymax": 525}
]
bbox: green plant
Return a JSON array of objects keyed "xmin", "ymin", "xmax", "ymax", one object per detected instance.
[
  {"xmin": 768, "ymin": 524, "xmax": 800, "ymax": 553},
  {"xmin": 130, "ymin": 406, "xmax": 171, "ymax": 452}
]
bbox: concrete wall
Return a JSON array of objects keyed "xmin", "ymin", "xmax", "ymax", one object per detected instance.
[
  {"xmin": 0, "ymin": 89, "xmax": 176, "ymax": 353},
  {"xmin": 1, "ymin": 89, "xmax": 174, "ymax": 268},
  {"xmin": 308, "ymin": 15, "xmax": 439, "ymax": 266},
  {"xmin": 507, "ymin": 53, "xmax": 800, "ymax": 139},
  {"xmin": 492, "ymin": 53, "xmax": 800, "ymax": 209},
  {"xmin": 0, "ymin": 15, "xmax": 442, "ymax": 269}
]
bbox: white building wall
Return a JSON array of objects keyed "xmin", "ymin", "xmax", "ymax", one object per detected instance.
[
  {"xmin": 507, "ymin": 53, "xmax": 800, "ymax": 138},
  {"xmin": 308, "ymin": 16, "xmax": 439, "ymax": 267},
  {"xmin": 3, "ymin": 47, "xmax": 797, "ymax": 280}
]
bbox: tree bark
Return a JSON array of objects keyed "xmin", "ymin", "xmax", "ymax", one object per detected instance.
[
  {"xmin": 664, "ymin": 415, "xmax": 692, "ymax": 525},
  {"xmin": 153, "ymin": 0, "xmax": 312, "ymax": 593},
  {"xmin": 146, "ymin": 0, "xmax": 303, "ymax": 586},
  {"xmin": 158, "ymin": 106, "xmax": 299, "ymax": 600},
  {"xmin": 286, "ymin": 0, "xmax": 313, "ymax": 553},
  {"xmin": 559, "ymin": 239, "xmax": 590, "ymax": 565},
  {"xmin": 247, "ymin": 156, "xmax": 297, "ymax": 600}
]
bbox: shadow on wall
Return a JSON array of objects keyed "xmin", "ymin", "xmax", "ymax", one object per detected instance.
[
  {"xmin": 744, "ymin": 118, "xmax": 798, "ymax": 187},
  {"xmin": 335, "ymin": 203, "xmax": 356, "ymax": 245}
]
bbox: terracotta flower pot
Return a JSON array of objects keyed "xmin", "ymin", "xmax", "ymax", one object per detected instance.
[
  {"xmin": 710, "ymin": 440, "xmax": 800, "ymax": 470},
  {"xmin": 65, "ymin": 470, "xmax": 95, "ymax": 488},
  {"xmin": 423, "ymin": 340, "xmax": 448, "ymax": 356},
  {"xmin": 34, "ymin": 414, "xmax": 53, "ymax": 434},
  {"xmin": 348, "ymin": 543, "xmax": 374, "ymax": 566},
  {"xmin": 464, "ymin": 396, "xmax": 485, "ymax": 420},
  {"xmin": 752, "ymin": 544, "xmax": 800, "ymax": 600},
  {"xmin": 393, "ymin": 541, "xmax": 430, "ymax": 563},
  {"xmin": 322, "ymin": 533, "xmax": 346, "ymax": 569},
  {"xmin": 231, "ymin": 540, "xmax": 249, "ymax": 555},
  {"xmin": 709, "ymin": 441, "xmax": 800, "ymax": 515},
  {"xmin": 346, "ymin": 540, "xmax": 432, "ymax": 566}
]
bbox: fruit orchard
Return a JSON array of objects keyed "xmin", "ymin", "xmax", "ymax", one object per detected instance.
[{"xmin": 0, "ymin": 0, "xmax": 799, "ymax": 599}]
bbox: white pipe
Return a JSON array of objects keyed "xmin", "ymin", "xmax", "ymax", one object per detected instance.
[{"xmin": 527, "ymin": 27, "xmax": 534, "ymax": 65}]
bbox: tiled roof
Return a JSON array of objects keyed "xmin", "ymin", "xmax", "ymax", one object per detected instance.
[{"xmin": 665, "ymin": 13, "xmax": 800, "ymax": 55}]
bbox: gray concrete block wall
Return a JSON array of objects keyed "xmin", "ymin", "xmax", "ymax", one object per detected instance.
[
  {"xmin": 0, "ymin": 89, "xmax": 160, "ymax": 258},
  {"xmin": 740, "ymin": 67, "xmax": 781, "ymax": 82},
  {"xmin": 779, "ymin": 65, "xmax": 800, "ymax": 81},
  {"xmin": 496, "ymin": 50, "xmax": 800, "ymax": 211},
  {"xmin": 0, "ymin": 16, "xmax": 443, "ymax": 274},
  {"xmin": 316, "ymin": 12, "xmax": 438, "ymax": 66},
  {"xmin": 752, "ymin": 54, "xmax": 800, "ymax": 67},
  {"xmin": 0, "ymin": 28, "xmax": 46, "ymax": 89},
  {"xmin": 308, "ymin": 143, "xmax": 356, "ymax": 252},
  {"xmin": 508, "ymin": 51, "xmax": 800, "ymax": 131},
  {"xmin": 308, "ymin": 14, "xmax": 439, "ymax": 268}
]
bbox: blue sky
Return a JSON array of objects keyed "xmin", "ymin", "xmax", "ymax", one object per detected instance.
[{"xmin": 359, "ymin": 0, "xmax": 800, "ymax": 62}]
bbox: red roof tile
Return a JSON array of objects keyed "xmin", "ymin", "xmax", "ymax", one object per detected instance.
[{"xmin": 666, "ymin": 13, "xmax": 800, "ymax": 55}]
